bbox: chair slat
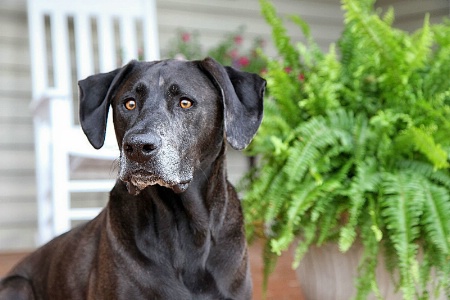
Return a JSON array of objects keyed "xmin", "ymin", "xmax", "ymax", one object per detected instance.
[
  {"xmin": 97, "ymin": 15, "xmax": 116, "ymax": 72},
  {"xmin": 142, "ymin": 0, "xmax": 160, "ymax": 61},
  {"xmin": 74, "ymin": 14, "xmax": 94, "ymax": 80},
  {"xmin": 49, "ymin": 12, "xmax": 71, "ymax": 93},
  {"xmin": 120, "ymin": 17, "xmax": 138, "ymax": 63}
]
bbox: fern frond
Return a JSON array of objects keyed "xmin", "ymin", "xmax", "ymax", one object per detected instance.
[
  {"xmin": 259, "ymin": 0, "xmax": 300, "ymax": 70},
  {"xmin": 283, "ymin": 117, "xmax": 340, "ymax": 185},
  {"xmin": 406, "ymin": 14, "xmax": 433, "ymax": 72},
  {"xmin": 270, "ymin": 179, "xmax": 318, "ymax": 254},
  {"xmin": 290, "ymin": 14, "xmax": 324, "ymax": 64},
  {"xmin": 397, "ymin": 159, "xmax": 450, "ymax": 189},
  {"xmin": 262, "ymin": 170, "xmax": 290, "ymax": 226},
  {"xmin": 339, "ymin": 158, "xmax": 381, "ymax": 252},
  {"xmin": 398, "ymin": 126, "xmax": 449, "ymax": 169},
  {"xmin": 423, "ymin": 28, "xmax": 450, "ymax": 98},
  {"xmin": 264, "ymin": 60, "xmax": 302, "ymax": 126},
  {"xmin": 292, "ymin": 222, "xmax": 317, "ymax": 268},
  {"xmin": 301, "ymin": 44, "xmax": 341, "ymax": 116},
  {"xmin": 381, "ymin": 172, "xmax": 425, "ymax": 299},
  {"xmin": 313, "ymin": 161, "xmax": 354, "ymax": 245},
  {"xmin": 355, "ymin": 214, "xmax": 382, "ymax": 300},
  {"xmin": 248, "ymin": 98, "xmax": 293, "ymax": 156},
  {"xmin": 243, "ymin": 159, "xmax": 286, "ymax": 235},
  {"xmin": 342, "ymin": 0, "xmax": 397, "ymax": 65},
  {"xmin": 315, "ymin": 194, "xmax": 340, "ymax": 245},
  {"xmin": 420, "ymin": 243, "xmax": 450, "ymax": 299},
  {"xmin": 382, "ymin": 6, "xmax": 395, "ymax": 27},
  {"xmin": 342, "ymin": 0, "xmax": 428, "ymax": 106},
  {"xmin": 420, "ymin": 182, "xmax": 450, "ymax": 257},
  {"xmin": 289, "ymin": 15, "xmax": 311, "ymax": 40},
  {"xmin": 262, "ymin": 239, "xmax": 279, "ymax": 294},
  {"xmin": 274, "ymin": 174, "xmax": 345, "ymax": 255}
]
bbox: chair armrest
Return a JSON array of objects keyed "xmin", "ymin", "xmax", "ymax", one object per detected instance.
[{"xmin": 29, "ymin": 88, "xmax": 71, "ymax": 117}]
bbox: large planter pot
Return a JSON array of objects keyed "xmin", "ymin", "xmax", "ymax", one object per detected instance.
[{"xmin": 295, "ymin": 242, "xmax": 446, "ymax": 300}]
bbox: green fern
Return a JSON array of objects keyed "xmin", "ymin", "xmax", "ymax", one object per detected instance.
[{"xmin": 243, "ymin": 0, "xmax": 450, "ymax": 299}]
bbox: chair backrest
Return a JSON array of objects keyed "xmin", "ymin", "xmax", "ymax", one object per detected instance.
[{"xmin": 27, "ymin": 0, "xmax": 160, "ymax": 124}]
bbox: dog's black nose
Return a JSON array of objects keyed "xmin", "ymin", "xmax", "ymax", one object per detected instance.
[{"xmin": 123, "ymin": 133, "xmax": 161, "ymax": 163}]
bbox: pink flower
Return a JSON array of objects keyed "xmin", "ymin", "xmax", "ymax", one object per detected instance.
[
  {"xmin": 298, "ymin": 73, "xmax": 305, "ymax": 81},
  {"xmin": 234, "ymin": 35, "xmax": 243, "ymax": 45},
  {"xmin": 284, "ymin": 67, "xmax": 292, "ymax": 73},
  {"xmin": 181, "ymin": 32, "xmax": 191, "ymax": 42},
  {"xmin": 238, "ymin": 56, "xmax": 250, "ymax": 67},
  {"xmin": 228, "ymin": 49, "xmax": 239, "ymax": 59}
]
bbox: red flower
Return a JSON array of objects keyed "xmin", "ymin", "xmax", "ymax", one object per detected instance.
[
  {"xmin": 284, "ymin": 67, "xmax": 292, "ymax": 73},
  {"xmin": 234, "ymin": 35, "xmax": 243, "ymax": 45},
  {"xmin": 181, "ymin": 32, "xmax": 191, "ymax": 42},
  {"xmin": 238, "ymin": 56, "xmax": 250, "ymax": 67},
  {"xmin": 298, "ymin": 73, "xmax": 305, "ymax": 81}
]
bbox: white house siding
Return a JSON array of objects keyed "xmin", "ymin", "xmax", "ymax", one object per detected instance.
[
  {"xmin": 157, "ymin": 0, "xmax": 344, "ymax": 56},
  {"xmin": 0, "ymin": 0, "xmax": 36, "ymax": 250},
  {"xmin": 0, "ymin": 0, "xmax": 446, "ymax": 251}
]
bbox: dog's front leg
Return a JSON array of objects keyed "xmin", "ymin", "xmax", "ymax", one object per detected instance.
[{"xmin": 0, "ymin": 275, "xmax": 35, "ymax": 300}]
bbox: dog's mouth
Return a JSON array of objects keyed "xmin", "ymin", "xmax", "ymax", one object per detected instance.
[{"xmin": 122, "ymin": 171, "xmax": 191, "ymax": 196}]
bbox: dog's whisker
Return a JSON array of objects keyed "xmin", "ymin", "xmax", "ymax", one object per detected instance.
[
  {"xmin": 198, "ymin": 166, "xmax": 209, "ymax": 184},
  {"xmin": 109, "ymin": 157, "xmax": 121, "ymax": 177}
]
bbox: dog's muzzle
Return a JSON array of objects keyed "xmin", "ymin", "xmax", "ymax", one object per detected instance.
[{"xmin": 119, "ymin": 133, "xmax": 193, "ymax": 195}]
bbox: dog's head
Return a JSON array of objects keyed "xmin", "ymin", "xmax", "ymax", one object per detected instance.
[{"xmin": 78, "ymin": 58, "xmax": 265, "ymax": 195}]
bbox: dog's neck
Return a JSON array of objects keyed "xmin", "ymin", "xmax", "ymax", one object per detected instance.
[{"xmin": 107, "ymin": 141, "xmax": 230, "ymax": 253}]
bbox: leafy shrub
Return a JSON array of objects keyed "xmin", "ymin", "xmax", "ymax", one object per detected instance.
[
  {"xmin": 164, "ymin": 28, "xmax": 266, "ymax": 74},
  {"xmin": 243, "ymin": 0, "xmax": 450, "ymax": 298}
]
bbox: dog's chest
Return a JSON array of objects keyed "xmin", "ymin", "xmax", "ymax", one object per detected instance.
[{"xmin": 105, "ymin": 217, "xmax": 227, "ymax": 298}]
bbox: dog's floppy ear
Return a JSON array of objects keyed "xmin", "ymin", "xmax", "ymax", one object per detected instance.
[
  {"xmin": 78, "ymin": 61, "xmax": 136, "ymax": 149},
  {"xmin": 199, "ymin": 57, "xmax": 265, "ymax": 150}
]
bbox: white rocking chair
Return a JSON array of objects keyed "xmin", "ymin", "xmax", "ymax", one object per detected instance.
[{"xmin": 27, "ymin": 0, "xmax": 160, "ymax": 245}]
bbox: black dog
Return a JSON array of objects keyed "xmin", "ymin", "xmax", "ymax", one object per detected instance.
[{"xmin": 0, "ymin": 57, "xmax": 265, "ymax": 299}]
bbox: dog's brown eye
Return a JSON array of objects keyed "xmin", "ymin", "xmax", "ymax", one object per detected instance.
[
  {"xmin": 124, "ymin": 99, "xmax": 136, "ymax": 111},
  {"xmin": 180, "ymin": 98, "xmax": 193, "ymax": 109}
]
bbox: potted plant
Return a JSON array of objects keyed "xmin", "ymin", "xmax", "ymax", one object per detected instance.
[{"xmin": 242, "ymin": 0, "xmax": 450, "ymax": 299}]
